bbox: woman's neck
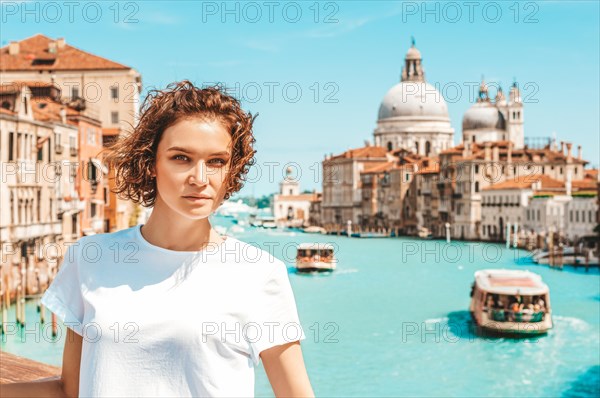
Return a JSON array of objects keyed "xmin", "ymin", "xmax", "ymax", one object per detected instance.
[{"xmin": 140, "ymin": 203, "xmax": 224, "ymax": 252}]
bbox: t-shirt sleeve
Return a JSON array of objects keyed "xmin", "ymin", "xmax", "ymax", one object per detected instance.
[
  {"xmin": 249, "ymin": 260, "xmax": 306, "ymax": 366},
  {"xmin": 40, "ymin": 243, "xmax": 85, "ymax": 336}
]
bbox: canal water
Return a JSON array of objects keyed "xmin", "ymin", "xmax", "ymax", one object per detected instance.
[{"xmin": 2, "ymin": 215, "xmax": 599, "ymax": 397}]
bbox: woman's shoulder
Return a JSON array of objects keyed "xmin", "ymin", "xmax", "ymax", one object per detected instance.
[{"xmin": 71, "ymin": 225, "xmax": 139, "ymax": 250}]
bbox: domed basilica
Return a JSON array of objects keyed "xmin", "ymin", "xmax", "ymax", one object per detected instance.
[
  {"xmin": 373, "ymin": 40, "xmax": 454, "ymax": 156},
  {"xmin": 374, "ymin": 40, "xmax": 525, "ymax": 155}
]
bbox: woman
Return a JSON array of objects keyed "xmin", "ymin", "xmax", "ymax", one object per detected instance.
[{"xmin": 1, "ymin": 80, "xmax": 314, "ymax": 397}]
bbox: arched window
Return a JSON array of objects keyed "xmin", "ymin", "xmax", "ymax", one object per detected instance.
[{"xmin": 425, "ymin": 141, "xmax": 431, "ymax": 156}]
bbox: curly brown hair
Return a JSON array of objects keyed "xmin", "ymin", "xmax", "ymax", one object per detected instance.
[{"xmin": 103, "ymin": 80, "xmax": 257, "ymax": 207}]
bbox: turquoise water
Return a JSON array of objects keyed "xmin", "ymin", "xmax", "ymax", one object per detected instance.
[{"xmin": 2, "ymin": 216, "xmax": 599, "ymax": 397}]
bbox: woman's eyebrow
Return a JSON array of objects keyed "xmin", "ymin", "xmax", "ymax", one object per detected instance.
[{"xmin": 167, "ymin": 146, "xmax": 230, "ymax": 156}]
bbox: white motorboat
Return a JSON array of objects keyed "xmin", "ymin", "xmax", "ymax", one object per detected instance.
[
  {"xmin": 295, "ymin": 243, "xmax": 337, "ymax": 273},
  {"xmin": 469, "ymin": 269, "xmax": 553, "ymax": 336}
]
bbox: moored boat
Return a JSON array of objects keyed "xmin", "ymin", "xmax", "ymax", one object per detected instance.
[
  {"xmin": 418, "ymin": 227, "xmax": 433, "ymax": 239},
  {"xmin": 303, "ymin": 226, "xmax": 327, "ymax": 234},
  {"xmin": 469, "ymin": 269, "xmax": 553, "ymax": 336}
]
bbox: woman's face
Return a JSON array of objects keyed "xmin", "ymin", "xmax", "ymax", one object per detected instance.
[{"xmin": 153, "ymin": 117, "xmax": 232, "ymax": 219}]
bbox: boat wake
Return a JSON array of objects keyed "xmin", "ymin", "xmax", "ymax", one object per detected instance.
[
  {"xmin": 332, "ymin": 268, "xmax": 359, "ymax": 275},
  {"xmin": 551, "ymin": 315, "xmax": 591, "ymax": 332},
  {"xmin": 423, "ymin": 316, "xmax": 449, "ymax": 324}
]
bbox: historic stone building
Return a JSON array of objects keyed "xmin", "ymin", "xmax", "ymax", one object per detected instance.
[{"xmin": 1, "ymin": 34, "xmax": 143, "ymax": 232}]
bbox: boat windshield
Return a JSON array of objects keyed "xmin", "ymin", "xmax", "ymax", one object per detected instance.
[
  {"xmin": 483, "ymin": 293, "xmax": 549, "ymax": 323},
  {"xmin": 297, "ymin": 248, "xmax": 334, "ymax": 262}
]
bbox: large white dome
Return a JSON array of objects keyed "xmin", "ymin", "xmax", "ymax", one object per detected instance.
[{"xmin": 378, "ymin": 81, "xmax": 449, "ymax": 120}]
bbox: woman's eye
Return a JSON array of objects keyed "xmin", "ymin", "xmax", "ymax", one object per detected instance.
[
  {"xmin": 172, "ymin": 155, "xmax": 188, "ymax": 161},
  {"xmin": 209, "ymin": 158, "xmax": 227, "ymax": 166}
]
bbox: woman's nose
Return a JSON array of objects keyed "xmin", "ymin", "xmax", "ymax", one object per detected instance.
[{"xmin": 189, "ymin": 161, "xmax": 208, "ymax": 185}]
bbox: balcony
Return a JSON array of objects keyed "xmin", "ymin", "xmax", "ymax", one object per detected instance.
[
  {"xmin": 54, "ymin": 144, "xmax": 64, "ymax": 154},
  {"xmin": 70, "ymin": 147, "xmax": 78, "ymax": 157},
  {"xmin": 9, "ymin": 221, "xmax": 62, "ymax": 240}
]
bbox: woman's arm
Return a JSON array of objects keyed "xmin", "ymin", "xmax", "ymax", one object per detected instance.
[
  {"xmin": 261, "ymin": 341, "xmax": 315, "ymax": 398},
  {"xmin": 0, "ymin": 328, "xmax": 82, "ymax": 398}
]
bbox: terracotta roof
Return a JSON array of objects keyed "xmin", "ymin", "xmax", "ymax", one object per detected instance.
[
  {"xmin": 1, "ymin": 34, "xmax": 131, "ymax": 71},
  {"xmin": 416, "ymin": 164, "xmax": 441, "ymax": 174},
  {"xmin": 31, "ymin": 97, "xmax": 78, "ymax": 123},
  {"xmin": 329, "ymin": 145, "xmax": 388, "ymax": 160},
  {"xmin": 584, "ymin": 169, "xmax": 598, "ymax": 179},
  {"xmin": 572, "ymin": 179, "xmax": 597, "ymax": 189},
  {"xmin": 483, "ymin": 174, "xmax": 564, "ymax": 191},
  {"xmin": 362, "ymin": 161, "xmax": 396, "ymax": 174},
  {"xmin": 442, "ymin": 141, "xmax": 588, "ymax": 165}
]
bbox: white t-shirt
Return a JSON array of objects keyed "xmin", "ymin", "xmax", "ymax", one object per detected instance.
[{"xmin": 41, "ymin": 224, "xmax": 306, "ymax": 397}]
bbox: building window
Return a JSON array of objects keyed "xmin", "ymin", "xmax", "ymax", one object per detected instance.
[
  {"xmin": 72, "ymin": 86, "xmax": 79, "ymax": 99},
  {"xmin": 87, "ymin": 161, "xmax": 98, "ymax": 183},
  {"xmin": 111, "ymin": 86, "xmax": 119, "ymax": 100},
  {"xmin": 16, "ymin": 133, "xmax": 22, "ymax": 160},
  {"xmin": 472, "ymin": 135, "xmax": 476, "ymax": 143},
  {"xmin": 425, "ymin": 141, "xmax": 431, "ymax": 156},
  {"xmin": 387, "ymin": 141, "xmax": 393, "ymax": 151},
  {"xmin": 37, "ymin": 190, "xmax": 41, "ymax": 222},
  {"xmin": 415, "ymin": 142, "xmax": 419, "ymax": 153},
  {"xmin": 8, "ymin": 132, "xmax": 14, "ymax": 161},
  {"xmin": 560, "ymin": 167, "xmax": 563, "ymax": 175},
  {"xmin": 72, "ymin": 214, "xmax": 77, "ymax": 235},
  {"xmin": 475, "ymin": 181, "xmax": 479, "ymax": 192},
  {"xmin": 111, "ymin": 111, "xmax": 119, "ymax": 124}
]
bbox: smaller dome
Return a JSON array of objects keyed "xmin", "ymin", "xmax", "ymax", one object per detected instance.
[
  {"xmin": 406, "ymin": 46, "xmax": 421, "ymax": 60},
  {"xmin": 463, "ymin": 103, "xmax": 506, "ymax": 131}
]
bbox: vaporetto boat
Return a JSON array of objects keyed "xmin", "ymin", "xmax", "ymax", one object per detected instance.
[
  {"xmin": 295, "ymin": 243, "xmax": 337, "ymax": 273},
  {"xmin": 469, "ymin": 269, "xmax": 553, "ymax": 336}
]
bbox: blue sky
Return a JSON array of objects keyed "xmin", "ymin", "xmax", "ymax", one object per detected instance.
[{"xmin": 2, "ymin": 0, "xmax": 599, "ymax": 196}]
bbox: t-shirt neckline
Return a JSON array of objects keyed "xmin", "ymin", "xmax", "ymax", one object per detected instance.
[{"xmin": 135, "ymin": 223, "xmax": 229, "ymax": 255}]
